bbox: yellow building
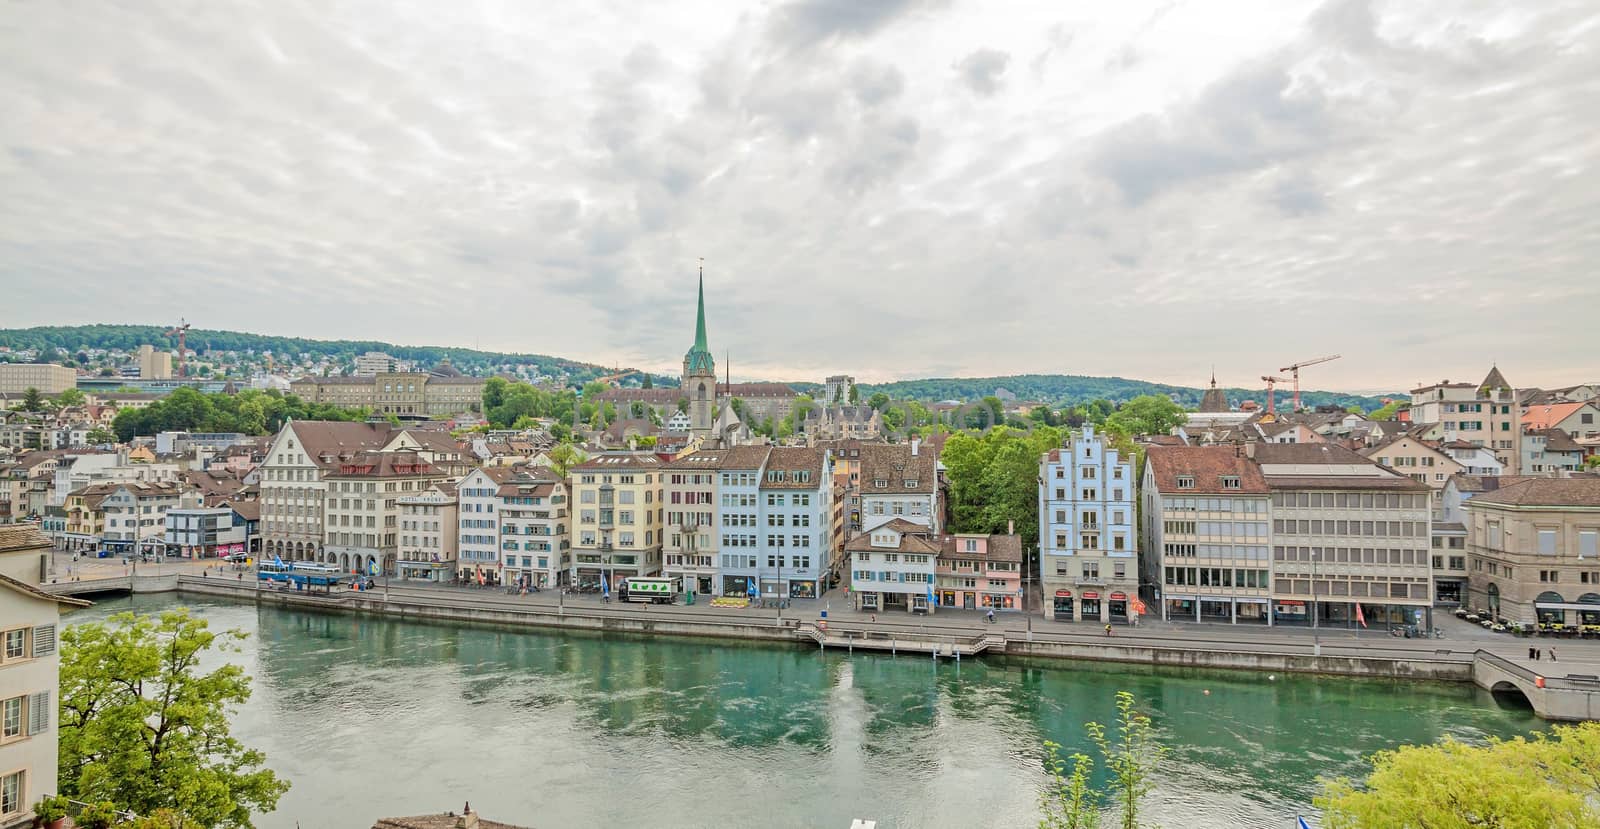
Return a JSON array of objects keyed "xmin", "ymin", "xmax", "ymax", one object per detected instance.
[
  {"xmin": 568, "ymin": 451, "xmax": 665, "ymax": 590},
  {"xmin": 0, "ymin": 364, "xmax": 76, "ymax": 396},
  {"xmin": 289, "ymin": 366, "xmax": 484, "ymax": 418}
]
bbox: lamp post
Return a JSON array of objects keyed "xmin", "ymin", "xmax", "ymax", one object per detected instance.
[{"xmin": 1311, "ymin": 548, "xmax": 1321, "ymax": 657}]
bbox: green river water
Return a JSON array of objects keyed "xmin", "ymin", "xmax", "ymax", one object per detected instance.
[{"xmin": 67, "ymin": 594, "xmax": 1544, "ymax": 829}]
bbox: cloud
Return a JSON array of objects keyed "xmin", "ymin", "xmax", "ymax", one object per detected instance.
[
  {"xmin": 0, "ymin": 0, "xmax": 1596, "ymax": 390},
  {"xmin": 954, "ymin": 48, "xmax": 1011, "ymax": 96}
]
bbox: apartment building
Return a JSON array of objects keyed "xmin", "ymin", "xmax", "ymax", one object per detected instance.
[
  {"xmin": 857, "ymin": 441, "xmax": 939, "ymax": 534},
  {"xmin": 1521, "ymin": 401, "xmax": 1600, "ymax": 442},
  {"xmin": 354, "ymin": 351, "xmax": 400, "ymax": 376},
  {"xmin": 755, "ymin": 447, "xmax": 833, "ymax": 599},
  {"xmin": 457, "ymin": 466, "xmax": 514, "ymax": 585},
  {"xmin": 1521, "ymin": 429, "xmax": 1586, "ymax": 475},
  {"xmin": 135, "ymin": 345, "xmax": 172, "ymax": 380},
  {"xmin": 162, "ymin": 505, "xmax": 253, "ymax": 558},
  {"xmin": 397, "ymin": 481, "xmax": 458, "ymax": 583},
  {"xmin": 496, "ymin": 468, "xmax": 569, "ymax": 589},
  {"xmin": 1463, "ymin": 478, "xmax": 1600, "ymax": 629},
  {"xmin": 1039, "ymin": 426, "xmax": 1137, "ymax": 622},
  {"xmin": 0, "ymin": 527, "xmax": 89, "ymax": 828},
  {"xmin": 1408, "ymin": 367, "xmax": 1522, "ymax": 474},
  {"xmin": 845, "ymin": 519, "xmax": 939, "ymax": 613},
  {"xmin": 1142, "ymin": 447, "xmax": 1273, "ymax": 624},
  {"xmin": 664, "ymin": 450, "xmax": 726, "ymax": 596},
  {"xmin": 1255, "ymin": 443, "xmax": 1434, "ymax": 630},
  {"xmin": 321, "ymin": 450, "xmax": 445, "ymax": 577},
  {"xmin": 715, "ymin": 446, "xmax": 771, "ymax": 597},
  {"xmin": 62, "ymin": 481, "xmax": 190, "ymax": 555},
  {"xmin": 934, "ymin": 532, "xmax": 1024, "ymax": 611},
  {"xmin": 0, "ymin": 364, "xmax": 76, "ymax": 396},
  {"xmin": 569, "ymin": 452, "xmax": 665, "ymax": 591}
]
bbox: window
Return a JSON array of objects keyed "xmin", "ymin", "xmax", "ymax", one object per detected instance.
[
  {"xmin": 1, "ymin": 629, "xmax": 23, "ymax": 662},
  {"xmin": 1, "ymin": 696, "xmax": 20, "ymax": 739},
  {"xmin": 1220, "ymin": 476, "xmax": 1240, "ymax": 489},
  {"xmin": 1538, "ymin": 529, "xmax": 1557, "ymax": 555},
  {"xmin": 1176, "ymin": 476, "xmax": 1194, "ymax": 489},
  {"xmin": 1, "ymin": 769, "xmax": 21, "ymax": 817},
  {"xmin": 1581, "ymin": 531, "xmax": 1598, "ymax": 559}
]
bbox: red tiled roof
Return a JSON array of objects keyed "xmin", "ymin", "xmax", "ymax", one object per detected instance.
[{"xmin": 1146, "ymin": 446, "xmax": 1270, "ymax": 494}]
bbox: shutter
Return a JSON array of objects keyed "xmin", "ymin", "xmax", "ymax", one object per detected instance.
[
  {"xmin": 28, "ymin": 690, "xmax": 49, "ymax": 735},
  {"xmin": 31, "ymin": 624, "xmax": 56, "ymax": 657}
]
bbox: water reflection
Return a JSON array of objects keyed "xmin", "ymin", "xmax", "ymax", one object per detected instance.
[{"xmin": 68, "ymin": 596, "xmax": 1544, "ymax": 829}]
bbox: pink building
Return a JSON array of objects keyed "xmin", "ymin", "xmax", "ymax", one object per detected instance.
[{"xmin": 935, "ymin": 532, "xmax": 1024, "ymax": 611}]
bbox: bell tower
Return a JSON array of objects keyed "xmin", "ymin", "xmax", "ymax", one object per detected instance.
[{"xmin": 682, "ymin": 263, "xmax": 717, "ymax": 437}]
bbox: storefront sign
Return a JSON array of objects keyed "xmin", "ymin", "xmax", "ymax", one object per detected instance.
[
  {"xmin": 1082, "ymin": 592, "xmax": 1100, "ymax": 599},
  {"xmin": 1054, "ymin": 589, "xmax": 1073, "ymax": 598},
  {"xmin": 1110, "ymin": 592, "xmax": 1127, "ymax": 601}
]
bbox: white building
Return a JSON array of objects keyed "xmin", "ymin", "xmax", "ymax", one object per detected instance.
[
  {"xmin": 1141, "ymin": 446, "xmax": 1272, "ymax": 624},
  {"xmin": 856, "ymin": 442, "xmax": 939, "ymax": 534},
  {"xmin": 0, "ymin": 526, "xmax": 89, "ymax": 829},
  {"xmin": 496, "ymin": 469, "xmax": 569, "ymax": 589},
  {"xmin": 354, "ymin": 351, "xmax": 400, "ymax": 376},
  {"xmin": 456, "ymin": 467, "xmax": 512, "ymax": 585},
  {"xmin": 1039, "ymin": 426, "xmax": 1138, "ymax": 622},
  {"xmin": 163, "ymin": 506, "xmax": 252, "ymax": 559},
  {"xmin": 397, "ymin": 482, "xmax": 458, "ymax": 583},
  {"xmin": 755, "ymin": 447, "xmax": 833, "ymax": 599},
  {"xmin": 845, "ymin": 518, "xmax": 938, "ymax": 613},
  {"xmin": 715, "ymin": 447, "xmax": 769, "ymax": 596}
]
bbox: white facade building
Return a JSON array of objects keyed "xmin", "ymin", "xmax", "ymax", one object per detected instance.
[
  {"xmin": 1039, "ymin": 426, "xmax": 1138, "ymax": 622},
  {"xmin": 457, "ymin": 467, "xmax": 510, "ymax": 584},
  {"xmin": 497, "ymin": 471, "xmax": 569, "ymax": 589},
  {"xmin": 845, "ymin": 519, "xmax": 939, "ymax": 613},
  {"xmin": 856, "ymin": 442, "xmax": 939, "ymax": 534}
]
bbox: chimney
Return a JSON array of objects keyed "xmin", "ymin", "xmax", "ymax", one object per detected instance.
[
  {"xmin": 455, "ymin": 803, "xmax": 479, "ymax": 829},
  {"xmin": 911, "ymin": 437, "xmax": 920, "ymax": 456},
  {"xmin": 1007, "ymin": 519, "xmax": 1014, "ymax": 535}
]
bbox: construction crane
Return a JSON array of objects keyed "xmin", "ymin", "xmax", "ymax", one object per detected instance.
[
  {"xmin": 1278, "ymin": 354, "xmax": 1341, "ymax": 413},
  {"xmin": 595, "ymin": 368, "xmax": 642, "ymax": 387},
  {"xmin": 1260, "ymin": 376, "xmax": 1292, "ymax": 417},
  {"xmin": 165, "ymin": 319, "xmax": 192, "ymax": 379}
]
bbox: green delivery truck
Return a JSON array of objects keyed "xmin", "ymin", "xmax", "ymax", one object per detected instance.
[{"xmin": 621, "ymin": 576, "xmax": 682, "ymax": 604}]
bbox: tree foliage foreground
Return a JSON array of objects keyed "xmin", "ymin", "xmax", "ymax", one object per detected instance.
[
  {"xmin": 1316, "ymin": 721, "xmax": 1600, "ymax": 829},
  {"xmin": 59, "ymin": 609, "xmax": 289, "ymax": 828}
]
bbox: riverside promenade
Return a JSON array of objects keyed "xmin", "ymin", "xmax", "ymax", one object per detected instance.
[{"xmin": 52, "ymin": 570, "xmax": 1600, "ymax": 721}]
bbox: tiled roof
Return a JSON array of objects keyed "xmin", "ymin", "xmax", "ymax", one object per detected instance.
[
  {"xmin": 721, "ymin": 445, "xmax": 774, "ymax": 470},
  {"xmin": 843, "ymin": 523, "xmax": 943, "ymax": 554},
  {"xmin": 857, "ymin": 444, "xmax": 936, "ymax": 495},
  {"xmin": 1449, "ymin": 474, "xmax": 1539, "ymax": 494},
  {"xmin": 937, "ymin": 533, "xmax": 1023, "ymax": 563},
  {"xmin": 0, "ymin": 572, "xmax": 92, "ymax": 607},
  {"xmin": 324, "ymin": 451, "xmax": 439, "ymax": 479},
  {"xmin": 223, "ymin": 499, "xmax": 261, "ymax": 521},
  {"xmin": 1535, "ymin": 429, "xmax": 1584, "ymax": 452},
  {"xmin": 1145, "ymin": 446, "xmax": 1270, "ymax": 494},
  {"xmin": 571, "ymin": 451, "xmax": 665, "ymax": 471},
  {"xmin": 1251, "ymin": 443, "xmax": 1374, "ymax": 465},
  {"xmin": 1522, "ymin": 402, "xmax": 1596, "ymax": 430},
  {"xmin": 760, "ymin": 447, "xmax": 827, "ymax": 489},
  {"xmin": 666, "ymin": 450, "xmax": 729, "ymax": 470},
  {"xmin": 0, "ymin": 524, "xmax": 52, "ymax": 555},
  {"xmin": 288, "ymin": 421, "xmax": 398, "ymax": 469},
  {"xmin": 1468, "ymin": 477, "xmax": 1600, "ymax": 508}
]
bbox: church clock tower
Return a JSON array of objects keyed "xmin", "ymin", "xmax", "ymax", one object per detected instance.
[{"xmin": 682, "ymin": 266, "xmax": 717, "ymax": 437}]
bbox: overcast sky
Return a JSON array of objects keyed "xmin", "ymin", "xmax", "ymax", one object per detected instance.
[{"xmin": 3, "ymin": 0, "xmax": 1597, "ymax": 392}]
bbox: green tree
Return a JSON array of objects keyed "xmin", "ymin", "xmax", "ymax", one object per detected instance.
[
  {"xmin": 1104, "ymin": 395, "xmax": 1186, "ymax": 437},
  {"xmin": 676, "ymin": 397, "xmax": 690, "ymax": 415},
  {"xmin": 19, "ymin": 386, "xmax": 44, "ymax": 412},
  {"xmin": 941, "ymin": 426, "xmax": 1062, "ymax": 544},
  {"xmin": 1039, "ymin": 742, "xmax": 1099, "ymax": 829},
  {"xmin": 848, "ymin": 383, "xmax": 860, "ymax": 405},
  {"xmin": 58, "ymin": 609, "xmax": 290, "ymax": 828},
  {"xmin": 482, "ymin": 376, "xmax": 508, "ymax": 413},
  {"xmin": 641, "ymin": 374, "xmax": 653, "ymax": 389},
  {"xmin": 546, "ymin": 443, "xmax": 581, "ymax": 478},
  {"xmin": 1317, "ymin": 722, "xmax": 1600, "ymax": 828},
  {"xmin": 868, "ymin": 392, "xmax": 890, "ymax": 411},
  {"xmin": 1089, "ymin": 691, "xmax": 1167, "ymax": 829},
  {"xmin": 55, "ymin": 387, "xmax": 87, "ymax": 408},
  {"xmin": 1368, "ymin": 399, "xmax": 1409, "ymax": 421},
  {"xmin": 1585, "ymin": 455, "xmax": 1600, "ymax": 470},
  {"xmin": 86, "ymin": 427, "xmax": 117, "ymax": 445}
]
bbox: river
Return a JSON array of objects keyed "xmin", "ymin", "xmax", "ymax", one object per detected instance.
[{"xmin": 65, "ymin": 594, "xmax": 1544, "ymax": 829}]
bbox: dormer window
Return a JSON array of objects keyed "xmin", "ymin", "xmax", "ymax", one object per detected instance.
[
  {"xmin": 874, "ymin": 479, "xmax": 888, "ymax": 488},
  {"xmin": 904, "ymin": 479, "xmax": 918, "ymax": 488},
  {"xmin": 1176, "ymin": 476, "xmax": 1195, "ymax": 489},
  {"xmin": 1220, "ymin": 476, "xmax": 1240, "ymax": 490}
]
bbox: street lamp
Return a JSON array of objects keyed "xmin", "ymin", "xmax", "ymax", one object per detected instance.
[{"xmin": 1311, "ymin": 548, "xmax": 1321, "ymax": 657}]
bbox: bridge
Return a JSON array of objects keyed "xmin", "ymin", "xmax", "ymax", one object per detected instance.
[
  {"xmin": 40, "ymin": 574, "xmax": 178, "ymax": 597},
  {"xmin": 1472, "ymin": 650, "xmax": 1600, "ymax": 722}
]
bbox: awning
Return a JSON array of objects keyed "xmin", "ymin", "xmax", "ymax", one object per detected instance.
[{"xmin": 1536, "ymin": 602, "xmax": 1600, "ymax": 612}]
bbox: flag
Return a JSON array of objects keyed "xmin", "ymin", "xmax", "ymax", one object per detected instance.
[
  {"xmin": 1355, "ymin": 602, "xmax": 1367, "ymax": 629},
  {"xmin": 603, "ymin": 576, "xmax": 611, "ymax": 596},
  {"xmin": 927, "ymin": 581, "xmax": 935, "ymax": 607},
  {"xmin": 274, "ymin": 554, "xmax": 284, "ymax": 569},
  {"xmin": 1298, "ymin": 816, "xmax": 1313, "ymax": 829},
  {"xmin": 368, "ymin": 559, "xmax": 379, "ymax": 576},
  {"xmin": 745, "ymin": 578, "xmax": 757, "ymax": 597}
]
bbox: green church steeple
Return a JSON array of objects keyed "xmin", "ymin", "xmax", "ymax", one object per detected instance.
[{"xmin": 684, "ymin": 263, "xmax": 715, "ymax": 374}]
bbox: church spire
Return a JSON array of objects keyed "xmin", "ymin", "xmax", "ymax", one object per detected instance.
[{"xmin": 694, "ymin": 260, "xmax": 708, "ymax": 353}]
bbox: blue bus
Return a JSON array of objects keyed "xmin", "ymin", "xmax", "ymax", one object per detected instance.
[{"xmin": 258, "ymin": 561, "xmax": 349, "ymax": 592}]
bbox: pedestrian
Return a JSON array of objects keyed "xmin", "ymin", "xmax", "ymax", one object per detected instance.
[
  {"xmin": 1105, "ymin": 623, "xmax": 1113, "ymax": 637},
  {"xmin": 1529, "ymin": 646, "xmax": 1539, "ymax": 660},
  {"xmin": 1549, "ymin": 647, "xmax": 1557, "ymax": 662},
  {"xmin": 871, "ymin": 613, "xmax": 877, "ymax": 623},
  {"xmin": 1534, "ymin": 647, "xmax": 1542, "ymax": 661},
  {"xmin": 237, "ymin": 572, "xmax": 243, "ymax": 582}
]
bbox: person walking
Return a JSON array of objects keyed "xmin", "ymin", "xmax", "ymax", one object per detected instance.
[
  {"xmin": 1529, "ymin": 646, "xmax": 1539, "ymax": 660},
  {"xmin": 1549, "ymin": 647, "xmax": 1558, "ymax": 662},
  {"xmin": 1104, "ymin": 623, "xmax": 1113, "ymax": 637}
]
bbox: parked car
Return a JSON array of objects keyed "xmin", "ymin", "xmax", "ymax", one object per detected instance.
[{"xmin": 224, "ymin": 552, "xmax": 249, "ymax": 563}]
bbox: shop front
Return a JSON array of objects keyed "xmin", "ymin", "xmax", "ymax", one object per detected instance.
[
  {"xmin": 722, "ymin": 574, "xmax": 755, "ymax": 597},
  {"xmin": 1200, "ymin": 599, "xmax": 1233, "ymax": 622},
  {"xmin": 1434, "ymin": 578, "xmax": 1464, "ymax": 605},
  {"xmin": 1079, "ymin": 592, "xmax": 1102, "ymax": 622},
  {"xmin": 1053, "ymin": 589, "xmax": 1074, "ymax": 620},
  {"xmin": 789, "ymin": 579, "xmax": 818, "ymax": 599},
  {"xmin": 1164, "ymin": 596, "xmax": 1195, "ymax": 621},
  {"xmin": 399, "ymin": 560, "xmax": 451, "ymax": 582},
  {"xmin": 1536, "ymin": 591, "xmax": 1568, "ymax": 628},
  {"xmin": 1273, "ymin": 599, "xmax": 1309, "ymax": 625},
  {"xmin": 983, "ymin": 592, "xmax": 1017, "ymax": 610},
  {"xmin": 1108, "ymin": 592, "xmax": 1129, "ymax": 621},
  {"xmin": 697, "ymin": 576, "xmax": 714, "ymax": 595}
]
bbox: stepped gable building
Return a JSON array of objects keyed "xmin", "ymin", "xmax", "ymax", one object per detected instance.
[{"xmin": 596, "ymin": 270, "xmax": 798, "ymax": 435}]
